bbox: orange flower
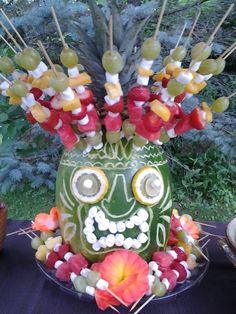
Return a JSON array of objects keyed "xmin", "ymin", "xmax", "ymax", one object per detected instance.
[
  {"xmin": 180, "ymin": 215, "xmax": 200, "ymax": 239},
  {"xmin": 32, "ymin": 207, "xmax": 59, "ymax": 232},
  {"xmin": 93, "ymin": 250, "xmax": 149, "ymax": 310}
]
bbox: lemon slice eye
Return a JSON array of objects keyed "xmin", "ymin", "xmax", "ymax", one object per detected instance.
[
  {"xmin": 71, "ymin": 167, "xmax": 109, "ymax": 204},
  {"xmin": 132, "ymin": 166, "xmax": 164, "ymax": 205}
]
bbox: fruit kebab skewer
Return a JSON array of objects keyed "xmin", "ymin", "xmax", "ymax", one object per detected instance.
[
  {"xmin": 101, "ymin": 15, "xmax": 124, "ymax": 144},
  {"xmin": 50, "ymin": 7, "xmax": 101, "ymax": 153}
]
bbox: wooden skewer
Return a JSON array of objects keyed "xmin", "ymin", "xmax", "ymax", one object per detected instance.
[
  {"xmin": 134, "ymin": 294, "xmax": 155, "ymax": 314},
  {"xmin": 51, "ymin": 7, "xmax": 68, "ymax": 49},
  {"xmin": 196, "ymin": 222, "xmax": 217, "ymax": 228},
  {"xmin": 0, "ymin": 9, "xmax": 27, "ymax": 48},
  {"xmin": 153, "ymin": 0, "xmax": 168, "ymax": 40},
  {"xmin": 37, "ymin": 40, "xmax": 57, "ymax": 75},
  {"xmin": 224, "ymin": 45, "xmax": 236, "ymax": 60},
  {"xmin": 129, "ymin": 296, "xmax": 143, "ymax": 312},
  {"xmin": 19, "ymin": 228, "xmax": 33, "ymax": 239},
  {"xmin": 198, "ymin": 234, "xmax": 209, "ymax": 242},
  {"xmin": 106, "ymin": 287, "xmax": 128, "ymax": 307},
  {"xmin": 202, "ymin": 231, "xmax": 224, "ymax": 239},
  {"xmin": 228, "ymin": 91, "xmax": 236, "ymax": 99},
  {"xmin": 109, "ymin": 15, "xmax": 113, "ymax": 52},
  {"xmin": 174, "ymin": 22, "xmax": 187, "ymax": 49},
  {"xmin": 201, "ymin": 239, "xmax": 211, "ymax": 249},
  {"xmin": 192, "ymin": 243, "xmax": 209, "ymax": 262},
  {"xmin": 6, "ymin": 226, "xmax": 32, "ymax": 236},
  {"xmin": 220, "ymin": 41, "xmax": 236, "ymax": 58},
  {"xmin": 18, "ymin": 230, "xmax": 37, "ymax": 237},
  {"xmin": 109, "ymin": 305, "xmax": 120, "ymax": 313},
  {"xmin": 184, "ymin": 10, "xmax": 201, "ymax": 47},
  {"xmin": 0, "ymin": 72, "xmax": 11, "ymax": 84},
  {"xmin": 206, "ymin": 4, "xmax": 234, "ymax": 45},
  {"xmin": 0, "ymin": 34, "xmax": 17, "ymax": 53},
  {"xmin": 0, "ymin": 21, "xmax": 22, "ymax": 51}
]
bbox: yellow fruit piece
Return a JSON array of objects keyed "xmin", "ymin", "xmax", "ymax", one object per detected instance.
[
  {"xmin": 35, "ymin": 245, "xmax": 49, "ymax": 262},
  {"xmin": 172, "ymin": 209, "xmax": 180, "ymax": 217},
  {"xmin": 201, "ymin": 102, "xmax": 213, "ymax": 123},
  {"xmin": 150, "ymin": 99, "xmax": 171, "ymax": 122},
  {"xmin": 26, "ymin": 75, "xmax": 34, "ymax": 84},
  {"xmin": 45, "ymin": 236, "xmax": 62, "ymax": 250},
  {"xmin": 153, "ymin": 72, "xmax": 170, "ymax": 81},
  {"xmin": 197, "ymin": 80, "xmax": 207, "ymax": 92},
  {"xmin": 32, "ymin": 70, "xmax": 53, "ymax": 89},
  {"xmin": 138, "ymin": 67, "xmax": 154, "ymax": 77},
  {"xmin": 165, "ymin": 63, "xmax": 179, "ymax": 75},
  {"xmin": 185, "ymin": 82, "xmax": 199, "ymax": 94},
  {"xmin": 104, "ymin": 82, "xmax": 123, "ymax": 99},
  {"xmin": 151, "ymin": 85, "xmax": 161, "ymax": 93},
  {"xmin": 61, "ymin": 93, "xmax": 81, "ymax": 111},
  {"xmin": 69, "ymin": 72, "xmax": 92, "ymax": 88},
  {"xmin": 6, "ymin": 89, "xmax": 22, "ymax": 104},
  {"xmin": 172, "ymin": 67, "xmax": 186, "ymax": 78},
  {"xmin": 30, "ymin": 102, "xmax": 48, "ymax": 123}
]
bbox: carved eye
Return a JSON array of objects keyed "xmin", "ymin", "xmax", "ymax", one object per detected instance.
[
  {"xmin": 71, "ymin": 167, "xmax": 109, "ymax": 204},
  {"xmin": 132, "ymin": 166, "xmax": 164, "ymax": 205}
]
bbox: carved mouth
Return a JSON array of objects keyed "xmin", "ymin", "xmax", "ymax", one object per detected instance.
[{"xmin": 83, "ymin": 206, "xmax": 150, "ymax": 251}]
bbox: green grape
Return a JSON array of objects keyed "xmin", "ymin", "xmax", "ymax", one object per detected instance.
[
  {"xmin": 0, "ymin": 56, "xmax": 15, "ymax": 74},
  {"xmin": 86, "ymin": 133, "xmax": 102, "ymax": 146},
  {"xmin": 54, "ymin": 64, "xmax": 64, "ymax": 73},
  {"xmin": 191, "ymin": 42, "xmax": 212, "ymax": 61},
  {"xmin": 86, "ymin": 271, "xmax": 101, "ymax": 287},
  {"xmin": 102, "ymin": 51, "xmax": 124, "ymax": 74},
  {"xmin": 20, "ymin": 54, "xmax": 40, "ymax": 71},
  {"xmin": 213, "ymin": 57, "xmax": 226, "ymax": 76},
  {"xmin": 73, "ymin": 276, "xmax": 87, "ymax": 293},
  {"xmin": 9, "ymin": 80, "xmax": 28, "ymax": 97},
  {"xmin": 15, "ymin": 52, "xmax": 24, "ymax": 67},
  {"xmin": 31, "ymin": 237, "xmax": 44, "ymax": 250},
  {"xmin": 171, "ymin": 45, "xmax": 187, "ymax": 61},
  {"xmin": 167, "ymin": 80, "xmax": 185, "ymax": 96},
  {"xmin": 50, "ymin": 72, "xmax": 69, "ymax": 92},
  {"xmin": 211, "ymin": 96, "xmax": 229, "ymax": 112},
  {"xmin": 152, "ymin": 280, "xmax": 167, "ymax": 297},
  {"xmin": 122, "ymin": 119, "xmax": 136, "ymax": 137},
  {"xmin": 23, "ymin": 47, "xmax": 41, "ymax": 64},
  {"xmin": 141, "ymin": 38, "xmax": 161, "ymax": 60},
  {"xmin": 106, "ymin": 131, "xmax": 120, "ymax": 144},
  {"xmin": 133, "ymin": 134, "xmax": 146, "ymax": 147},
  {"xmin": 75, "ymin": 138, "xmax": 87, "ymax": 151},
  {"xmin": 198, "ymin": 59, "xmax": 217, "ymax": 75},
  {"xmin": 60, "ymin": 47, "xmax": 79, "ymax": 68},
  {"xmin": 40, "ymin": 231, "xmax": 54, "ymax": 242},
  {"xmin": 159, "ymin": 128, "xmax": 169, "ymax": 143},
  {"xmin": 163, "ymin": 55, "xmax": 174, "ymax": 67},
  {"xmin": 177, "ymin": 230, "xmax": 187, "ymax": 242}
]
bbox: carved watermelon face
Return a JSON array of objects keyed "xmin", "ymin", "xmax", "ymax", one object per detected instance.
[{"xmin": 56, "ymin": 140, "xmax": 172, "ymax": 262}]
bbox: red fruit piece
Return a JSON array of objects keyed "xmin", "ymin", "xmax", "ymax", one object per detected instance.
[
  {"xmin": 143, "ymin": 111, "xmax": 162, "ymax": 132},
  {"xmin": 172, "ymin": 247, "xmax": 187, "ymax": 262},
  {"xmin": 26, "ymin": 111, "xmax": 37, "ymax": 124},
  {"xmin": 56, "ymin": 262, "xmax": 71, "ymax": 282},
  {"xmin": 46, "ymin": 251, "xmax": 60, "ymax": 269},
  {"xmin": 71, "ymin": 104, "xmax": 87, "ymax": 120},
  {"xmin": 45, "ymin": 109, "xmax": 59, "ymax": 128},
  {"xmin": 128, "ymin": 99, "xmax": 143, "ymax": 124},
  {"xmin": 104, "ymin": 113, "xmax": 122, "ymax": 132},
  {"xmin": 58, "ymin": 244, "xmax": 70, "ymax": 260},
  {"xmin": 104, "ymin": 97, "xmax": 124, "ymax": 113},
  {"xmin": 150, "ymin": 92, "xmax": 163, "ymax": 102},
  {"xmin": 87, "ymin": 105, "xmax": 99, "ymax": 122},
  {"xmin": 128, "ymin": 86, "xmax": 150, "ymax": 102},
  {"xmin": 162, "ymin": 78, "xmax": 169, "ymax": 88},
  {"xmin": 135, "ymin": 121, "xmax": 160, "ymax": 142},
  {"xmin": 190, "ymin": 107, "xmax": 205, "ymax": 130},
  {"xmin": 78, "ymin": 87, "xmax": 94, "ymax": 106},
  {"xmin": 30, "ymin": 87, "xmax": 43, "ymax": 100},
  {"xmin": 59, "ymin": 111, "xmax": 73, "ymax": 124},
  {"xmin": 174, "ymin": 92, "xmax": 185, "ymax": 103},
  {"xmin": 160, "ymin": 269, "xmax": 178, "ymax": 290},
  {"xmin": 152, "ymin": 251, "xmax": 174, "ymax": 268},
  {"xmin": 171, "ymin": 261, "xmax": 187, "ymax": 282},
  {"xmin": 77, "ymin": 116, "xmax": 98, "ymax": 133},
  {"xmin": 57, "ymin": 124, "xmax": 78, "ymax": 151},
  {"xmin": 67, "ymin": 253, "xmax": 88, "ymax": 275},
  {"xmin": 38, "ymin": 99, "xmax": 52, "ymax": 109},
  {"xmin": 167, "ymin": 230, "xmax": 178, "ymax": 246}
]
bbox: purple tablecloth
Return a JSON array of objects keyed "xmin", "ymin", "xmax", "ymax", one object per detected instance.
[{"xmin": 0, "ymin": 220, "xmax": 235, "ymax": 314}]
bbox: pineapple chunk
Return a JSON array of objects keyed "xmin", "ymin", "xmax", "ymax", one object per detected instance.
[
  {"xmin": 138, "ymin": 67, "xmax": 154, "ymax": 77},
  {"xmin": 6, "ymin": 89, "xmax": 22, "ymax": 104},
  {"xmin": 197, "ymin": 81, "xmax": 207, "ymax": 92},
  {"xmin": 30, "ymin": 102, "xmax": 49, "ymax": 123},
  {"xmin": 69, "ymin": 72, "xmax": 92, "ymax": 88},
  {"xmin": 61, "ymin": 93, "xmax": 81, "ymax": 112},
  {"xmin": 153, "ymin": 72, "xmax": 170, "ymax": 81},
  {"xmin": 32, "ymin": 70, "xmax": 53, "ymax": 89},
  {"xmin": 105, "ymin": 82, "xmax": 123, "ymax": 99},
  {"xmin": 201, "ymin": 102, "xmax": 213, "ymax": 123},
  {"xmin": 150, "ymin": 100, "xmax": 171, "ymax": 122},
  {"xmin": 165, "ymin": 63, "xmax": 179, "ymax": 75},
  {"xmin": 172, "ymin": 67, "xmax": 185, "ymax": 78}
]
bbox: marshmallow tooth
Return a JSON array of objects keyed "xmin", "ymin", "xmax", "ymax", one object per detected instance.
[
  {"xmin": 105, "ymin": 234, "xmax": 115, "ymax": 247},
  {"xmin": 86, "ymin": 233, "xmax": 97, "ymax": 244},
  {"xmin": 114, "ymin": 234, "xmax": 125, "ymax": 246},
  {"xmin": 88, "ymin": 206, "xmax": 98, "ymax": 218},
  {"xmin": 108, "ymin": 221, "xmax": 117, "ymax": 234},
  {"xmin": 137, "ymin": 209, "xmax": 149, "ymax": 221},
  {"xmin": 123, "ymin": 237, "xmax": 133, "ymax": 250},
  {"xmin": 98, "ymin": 218, "xmax": 109, "ymax": 231},
  {"xmin": 116, "ymin": 221, "xmax": 126, "ymax": 233}
]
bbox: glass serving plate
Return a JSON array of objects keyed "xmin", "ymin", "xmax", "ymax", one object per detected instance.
[{"xmin": 36, "ymin": 248, "xmax": 209, "ymax": 304}]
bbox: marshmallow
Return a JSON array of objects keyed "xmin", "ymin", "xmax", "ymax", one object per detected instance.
[
  {"xmin": 54, "ymin": 260, "xmax": 63, "ymax": 269},
  {"xmin": 44, "ymin": 87, "xmax": 56, "ymax": 97},
  {"xmin": 0, "ymin": 81, "xmax": 10, "ymax": 90},
  {"xmin": 104, "ymin": 95, "xmax": 120, "ymax": 106},
  {"xmin": 134, "ymin": 100, "xmax": 145, "ymax": 107},
  {"xmin": 68, "ymin": 66, "xmax": 79, "ymax": 77},
  {"xmin": 176, "ymin": 71, "xmax": 193, "ymax": 85},
  {"xmin": 194, "ymin": 73, "xmax": 205, "ymax": 84},
  {"xmin": 155, "ymin": 270, "xmax": 162, "ymax": 277},
  {"xmin": 70, "ymin": 272, "xmax": 77, "ymax": 283},
  {"xmin": 137, "ymin": 75, "xmax": 149, "ymax": 86},
  {"xmin": 162, "ymin": 278, "xmax": 170, "ymax": 290},
  {"xmin": 86, "ymin": 286, "xmax": 95, "ymax": 296},
  {"xmin": 149, "ymin": 261, "xmax": 159, "ymax": 272},
  {"xmin": 75, "ymin": 85, "xmax": 86, "ymax": 94},
  {"xmin": 172, "ymin": 270, "xmax": 180, "ymax": 279},
  {"xmin": 96, "ymin": 279, "xmax": 109, "ymax": 290},
  {"xmin": 64, "ymin": 252, "xmax": 73, "ymax": 261},
  {"xmin": 53, "ymin": 243, "xmax": 61, "ymax": 252},
  {"xmin": 81, "ymin": 268, "xmax": 91, "ymax": 277},
  {"xmin": 140, "ymin": 59, "xmax": 154, "ymax": 70},
  {"xmin": 180, "ymin": 261, "xmax": 188, "ymax": 270},
  {"xmin": 78, "ymin": 115, "xmax": 89, "ymax": 125},
  {"xmin": 105, "ymin": 72, "xmax": 119, "ymax": 84},
  {"xmin": 189, "ymin": 60, "xmax": 201, "ymax": 71},
  {"xmin": 167, "ymin": 250, "xmax": 178, "ymax": 259}
]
